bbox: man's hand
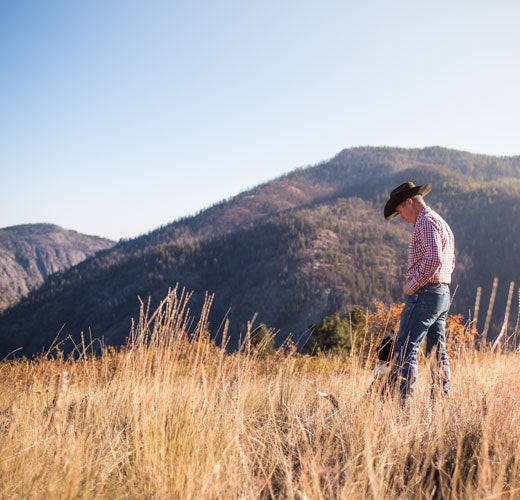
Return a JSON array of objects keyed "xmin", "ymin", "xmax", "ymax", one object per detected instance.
[{"xmin": 403, "ymin": 283, "xmax": 415, "ymax": 295}]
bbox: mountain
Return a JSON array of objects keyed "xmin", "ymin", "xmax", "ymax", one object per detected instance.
[
  {"xmin": 1, "ymin": 147, "xmax": 520, "ymax": 357},
  {"xmin": 0, "ymin": 224, "xmax": 115, "ymax": 312}
]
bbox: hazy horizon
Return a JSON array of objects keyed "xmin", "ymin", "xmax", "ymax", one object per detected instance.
[
  {"xmin": 2, "ymin": 143, "xmax": 519, "ymax": 241},
  {"xmin": 2, "ymin": 1, "xmax": 519, "ymax": 240}
]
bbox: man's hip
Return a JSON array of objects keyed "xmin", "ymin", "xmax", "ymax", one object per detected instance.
[{"xmin": 398, "ymin": 285, "xmax": 451, "ymax": 340}]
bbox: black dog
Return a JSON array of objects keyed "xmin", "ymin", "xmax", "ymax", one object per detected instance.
[
  {"xmin": 317, "ymin": 331, "xmax": 400, "ymax": 408},
  {"xmin": 368, "ymin": 331, "xmax": 399, "ymax": 395}
]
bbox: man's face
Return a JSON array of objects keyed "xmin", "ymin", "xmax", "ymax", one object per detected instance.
[{"xmin": 396, "ymin": 199, "xmax": 415, "ymax": 224}]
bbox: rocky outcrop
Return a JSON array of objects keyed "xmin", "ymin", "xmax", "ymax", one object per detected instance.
[{"xmin": 0, "ymin": 224, "xmax": 114, "ymax": 311}]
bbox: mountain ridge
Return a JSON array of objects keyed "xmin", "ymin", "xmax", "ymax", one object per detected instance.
[
  {"xmin": 0, "ymin": 223, "xmax": 115, "ymax": 312},
  {"xmin": 1, "ymin": 146, "xmax": 520, "ymax": 356}
]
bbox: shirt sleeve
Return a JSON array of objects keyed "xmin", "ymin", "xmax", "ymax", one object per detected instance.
[
  {"xmin": 407, "ymin": 218, "xmax": 443, "ymax": 293},
  {"xmin": 452, "ymin": 244, "xmax": 456, "ymax": 273}
]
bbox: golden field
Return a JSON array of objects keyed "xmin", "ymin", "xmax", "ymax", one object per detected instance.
[{"xmin": 1, "ymin": 289, "xmax": 520, "ymax": 499}]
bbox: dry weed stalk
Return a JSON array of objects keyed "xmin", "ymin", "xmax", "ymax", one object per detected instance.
[
  {"xmin": 492, "ymin": 281, "xmax": 515, "ymax": 351},
  {"xmin": 472, "ymin": 286, "xmax": 481, "ymax": 336},
  {"xmin": 482, "ymin": 276, "xmax": 499, "ymax": 342},
  {"xmin": 53, "ymin": 369, "xmax": 69, "ymax": 433},
  {"xmin": 514, "ymin": 287, "xmax": 520, "ymax": 347}
]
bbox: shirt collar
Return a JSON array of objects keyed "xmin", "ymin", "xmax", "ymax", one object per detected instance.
[{"xmin": 414, "ymin": 206, "xmax": 429, "ymax": 226}]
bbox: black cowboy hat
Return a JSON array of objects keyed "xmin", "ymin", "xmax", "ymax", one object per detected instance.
[{"xmin": 384, "ymin": 182, "xmax": 431, "ymax": 220}]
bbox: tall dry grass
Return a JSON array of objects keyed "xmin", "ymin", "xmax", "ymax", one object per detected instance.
[{"xmin": 1, "ymin": 287, "xmax": 520, "ymax": 499}]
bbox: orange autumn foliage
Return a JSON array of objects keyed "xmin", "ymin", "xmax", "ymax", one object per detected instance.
[{"xmin": 370, "ymin": 300, "xmax": 476, "ymax": 357}]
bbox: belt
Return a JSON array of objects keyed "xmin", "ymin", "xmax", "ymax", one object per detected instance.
[{"xmin": 426, "ymin": 282, "xmax": 449, "ymax": 286}]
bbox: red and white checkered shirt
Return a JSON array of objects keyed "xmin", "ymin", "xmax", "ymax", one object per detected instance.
[{"xmin": 406, "ymin": 206, "xmax": 455, "ymax": 293}]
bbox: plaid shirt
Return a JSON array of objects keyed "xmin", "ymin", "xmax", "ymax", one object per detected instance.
[{"xmin": 406, "ymin": 206, "xmax": 455, "ymax": 293}]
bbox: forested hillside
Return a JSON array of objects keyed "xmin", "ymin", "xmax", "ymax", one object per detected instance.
[{"xmin": 1, "ymin": 147, "xmax": 519, "ymax": 356}]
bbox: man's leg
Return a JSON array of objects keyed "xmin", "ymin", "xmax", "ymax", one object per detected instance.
[
  {"xmin": 425, "ymin": 311, "xmax": 451, "ymax": 399},
  {"xmin": 393, "ymin": 293, "xmax": 437, "ymax": 399}
]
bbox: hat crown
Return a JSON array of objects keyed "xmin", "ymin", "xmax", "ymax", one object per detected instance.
[
  {"xmin": 390, "ymin": 182, "xmax": 416, "ymax": 197},
  {"xmin": 383, "ymin": 181, "xmax": 431, "ymax": 220}
]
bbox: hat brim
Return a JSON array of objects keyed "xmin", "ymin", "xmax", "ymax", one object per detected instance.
[{"xmin": 384, "ymin": 184, "xmax": 431, "ymax": 220}]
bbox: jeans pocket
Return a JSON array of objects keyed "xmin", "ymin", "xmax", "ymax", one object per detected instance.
[{"xmin": 422, "ymin": 290, "xmax": 449, "ymax": 315}]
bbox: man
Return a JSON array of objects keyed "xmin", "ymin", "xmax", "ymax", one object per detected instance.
[{"xmin": 384, "ymin": 182, "xmax": 455, "ymax": 401}]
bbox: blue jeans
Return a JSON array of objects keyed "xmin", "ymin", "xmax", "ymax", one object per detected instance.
[{"xmin": 393, "ymin": 284, "xmax": 451, "ymax": 400}]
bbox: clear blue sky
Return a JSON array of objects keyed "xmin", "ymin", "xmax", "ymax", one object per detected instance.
[{"xmin": 2, "ymin": 1, "xmax": 519, "ymax": 240}]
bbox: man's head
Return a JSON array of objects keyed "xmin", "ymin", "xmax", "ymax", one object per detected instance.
[
  {"xmin": 384, "ymin": 182, "xmax": 431, "ymax": 221},
  {"xmin": 396, "ymin": 195, "xmax": 426, "ymax": 224}
]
